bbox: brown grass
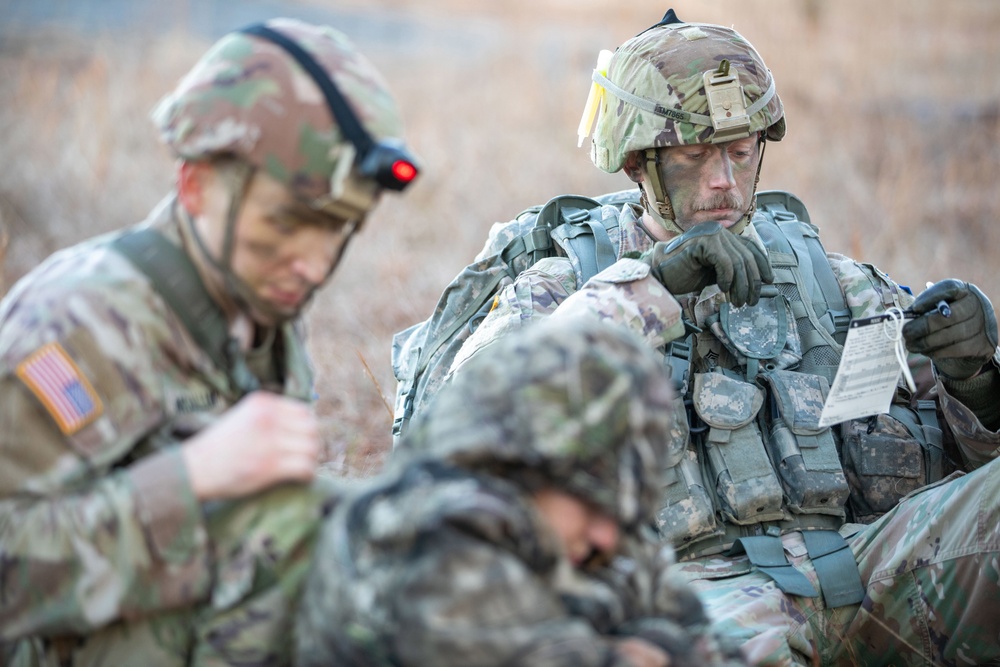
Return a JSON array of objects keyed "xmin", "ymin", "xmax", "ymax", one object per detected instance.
[{"xmin": 3, "ymin": 0, "xmax": 1000, "ymax": 477}]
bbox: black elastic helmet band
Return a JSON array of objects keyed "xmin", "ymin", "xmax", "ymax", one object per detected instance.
[
  {"xmin": 634, "ymin": 8, "xmax": 684, "ymax": 39},
  {"xmin": 240, "ymin": 23, "xmax": 418, "ymax": 191}
]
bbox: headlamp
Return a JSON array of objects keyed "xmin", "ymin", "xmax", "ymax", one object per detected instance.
[
  {"xmin": 359, "ymin": 139, "xmax": 420, "ymax": 191},
  {"xmin": 241, "ymin": 23, "xmax": 420, "ymax": 197}
]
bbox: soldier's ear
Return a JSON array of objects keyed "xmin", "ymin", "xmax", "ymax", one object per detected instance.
[
  {"xmin": 622, "ymin": 151, "xmax": 645, "ymax": 184},
  {"xmin": 177, "ymin": 160, "xmax": 211, "ymax": 216}
]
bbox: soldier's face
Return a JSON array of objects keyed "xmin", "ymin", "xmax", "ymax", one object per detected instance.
[
  {"xmin": 200, "ymin": 168, "xmax": 355, "ymax": 324},
  {"xmin": 655, "ymin": 134, "xmax": 761, "ymax": 232},
  {"xmin": 531, "ymin": 487, "xmax": 621, "ymax": 568}
]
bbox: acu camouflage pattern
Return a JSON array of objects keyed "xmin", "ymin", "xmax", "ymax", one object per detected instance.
[
  {"xmin": 153, "ymin": 18, "xmax": 404, "ymax": 208},
  {"xmin": 298, "ymin": 316, "xmax": 747, "ymax": 667},
  {"xmin": 0, "ymin": 199, "xmax": 323, "ymax": 665},
  {"xmin": 591, "ymin": 22, "xmax": 785, "ymax": 174}
]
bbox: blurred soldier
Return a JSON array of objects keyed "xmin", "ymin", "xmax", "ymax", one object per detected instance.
[
  {"xmin": 0, "ymin": 18, "xmax": 418, "ymax": 666},
  {"xmin": 297, "ymin": 314, "xmax": 747, "ymax": 667},
  {"xmin": 393, "ymin": 9, "xmax": 1000, "ymax": 666}
]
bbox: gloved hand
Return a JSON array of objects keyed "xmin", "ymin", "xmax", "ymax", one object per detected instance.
[
  {"xmin": 902, "ymin": 279, "xmax": 998, "ymax": 380},
  {"xmin": 642, "ymin": 222, "xmax": 774, "ymax": 307}
]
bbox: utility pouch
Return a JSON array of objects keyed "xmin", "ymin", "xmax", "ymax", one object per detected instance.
[
  {"xmin": 715, "ymin": 295, "xmax": 792, "ymax": 381},
  {"xmin": 692, "ymin": 372, "xmax": 784, "ymax": 525},
  {"xmin": 839, "ymin": 402, "xmax": 945, "ymax": 523},
  {"xmin": 658, "ymin": 445, "xmax": 722, "ymax": 549},
  {"xmin": 760, "ymin": 370, "xmax": 849, "ymax": 517}
]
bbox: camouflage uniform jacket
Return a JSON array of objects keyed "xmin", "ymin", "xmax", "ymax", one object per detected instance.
[
  {"xmin": 0, "ymin": 195, "xmax": 315, "ymax": 641},
  {"xmin": 295, "ymin": 458, "xmax": 746, "ymax": 667},
  {"xmin": 454, "ymin": 197, "xmax": 1000, "ymax": 540}
]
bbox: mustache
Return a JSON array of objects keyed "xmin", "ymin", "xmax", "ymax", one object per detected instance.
[{"xmin": 696, "ymin": 193, "xmax": 744, "ymax": 211}]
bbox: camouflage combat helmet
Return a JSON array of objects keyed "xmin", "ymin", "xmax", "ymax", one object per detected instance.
[
  {"xmin": 153, "ymin": 17, "xmax": 416, "ymax": 222},
  {"xmin": 402, "ymin": 315, "xmax": 681, "ymax": 528},
  {"xmin": 589, "ymin": 10, "xmax": 784, "ymax": 234}
]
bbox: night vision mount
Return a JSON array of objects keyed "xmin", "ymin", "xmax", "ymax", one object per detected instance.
[{"xmin": 241, "ymin": 23, "xmax": 419, "ymax": 192}]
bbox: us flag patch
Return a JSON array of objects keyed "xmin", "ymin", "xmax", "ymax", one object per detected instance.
[{"xmin": 15, "ymin": 342, "xmax": 103, "ymax": 435}]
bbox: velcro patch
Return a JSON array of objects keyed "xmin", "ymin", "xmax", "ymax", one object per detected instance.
[{"xmin": 15, "ymin": 342, "xmax": 104, "ymax": 435}]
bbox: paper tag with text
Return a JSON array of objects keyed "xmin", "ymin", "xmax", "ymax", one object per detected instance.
[{"xmin": 818, "ymin": 313, "xmax": 910, "ymax": 427}]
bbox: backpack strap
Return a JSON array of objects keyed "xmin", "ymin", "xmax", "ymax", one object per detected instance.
[
  {"xmin": 111, "ymin": 228, "xmax": 259, "ymax": 396},
  {"xmin": 755, "ymin": 191, "xmax": 851, "ymax": 346},
  {"xmin": 391, "ymin": 194, "xmax": 620, "ymax": 441}
]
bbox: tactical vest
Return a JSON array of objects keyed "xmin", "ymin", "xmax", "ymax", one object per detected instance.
[{"xmin": 657, "ymin": 191, "xmax": 948, "ymax": 606}]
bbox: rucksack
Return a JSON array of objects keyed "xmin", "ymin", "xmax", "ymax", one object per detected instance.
[{"xmin": 391, "ymin": 189, "xmax": 642, "ymax": 441}]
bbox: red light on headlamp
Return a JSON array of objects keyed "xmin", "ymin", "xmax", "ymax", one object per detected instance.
[{"xmin": 391, "ymin": 160, "xmax": 417, "ymax": 184}]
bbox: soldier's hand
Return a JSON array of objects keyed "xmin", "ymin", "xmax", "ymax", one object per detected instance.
[
  {"xmin": 181, "ymin": 391, "xmax": 321, "ymax": 501},
  {"xmin": 615, "ymin": 637, "xmax": 670, "ymax": 667},
  {"xmin": 902, "ymin": 279, "xmax": 998, "ymax": 380},
  {"xmin": 642, "ymin": 221, "xmax": 774, "ymax": 307}
]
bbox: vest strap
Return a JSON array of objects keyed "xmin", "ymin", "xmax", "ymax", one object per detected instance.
[
  {"xmin": 112, "ymin": 228, "xmax": 259, "ymax": 396},
  {"xmin": 727, "ymin": 535, "xmax": 819, "ymax": 597},
  {"xmin": 802, "ymin": 529, "xmax": 866, "ymax": 608}
]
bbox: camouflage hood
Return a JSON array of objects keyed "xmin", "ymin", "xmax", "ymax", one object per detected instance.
[{"xmin": 400, "ymin": 315, "xmax": 677, "ymax": 528}]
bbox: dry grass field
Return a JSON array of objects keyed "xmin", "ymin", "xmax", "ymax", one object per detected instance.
[{"xmin": 1, "ymin": 0, "xmax": 998, "ymax": 476}]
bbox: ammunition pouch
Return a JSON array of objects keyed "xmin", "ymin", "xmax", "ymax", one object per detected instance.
[
  {"xmin": 839, "ymin": 400, "xmax": 945, "ymax": 523},
  {"xmin": 692, "ymin": 372, "xmax": 785, "ymax": 525},
  {"xmin": 759, "ymin": 370, "xmax": 849, "ymax": 518}
]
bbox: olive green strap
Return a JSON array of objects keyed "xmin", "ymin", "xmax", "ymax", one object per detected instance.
[
  {"xmin": 802, "ymin": 529, "xmax": 866, "ymax": 608},
  {"xmin": 112, "ymin": 228, "xmax": 259, "ymax": 396},
  {"xmin": 727, "ymin": 535, "xmax": 819, "ymax": 598}
]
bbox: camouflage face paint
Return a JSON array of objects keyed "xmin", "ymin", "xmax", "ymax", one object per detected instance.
[{"xmin": 655, "ymin": 135, "xmax": 760, "ymax": 232}]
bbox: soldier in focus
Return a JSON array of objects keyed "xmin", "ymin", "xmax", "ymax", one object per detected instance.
[
  {"xmin": 296, "ymin": 314, "xmax": 747, "ymax": 667},
  {"xmin": 393, "ymin": 10, "xmax": 999, "ymax": 666},
  {"xmin": 0, "ymin": 18, "xmax": 417, "ymax": 665}
]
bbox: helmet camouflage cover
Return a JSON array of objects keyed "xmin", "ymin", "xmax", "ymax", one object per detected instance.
[
  {"xmin": 592, "ymin": 18, "xmax": 785, "ymax": 174},
  {"xmin": 152, "ymin": 18, "xmax": 405, "ymax": 218},
  {"xmin": 401, "ymin": 314, "xmax": 679, "ymax": 528}
]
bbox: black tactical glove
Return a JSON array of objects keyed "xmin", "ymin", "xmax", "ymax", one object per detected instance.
[
  {"xmin": 642, "ymin": 221, "xmax": 774, "ymax": 307},
  {"xmin": 902, "ymin": 279, "xmax": 998, "ymax": 380}
]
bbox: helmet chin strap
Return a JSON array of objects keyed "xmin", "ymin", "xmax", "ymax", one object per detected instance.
[
  {"xmin": 184, "ymin": 162, "xmax": 364, "ymax": 328},
  {"xmin": 638, "ymin": 138, "xmax": 769, "ymax": 238}
]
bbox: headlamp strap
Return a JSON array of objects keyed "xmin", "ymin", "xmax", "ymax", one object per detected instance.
[{"xmin": 240, "ymin": 24, "xmax": 375, "ymax": 160}]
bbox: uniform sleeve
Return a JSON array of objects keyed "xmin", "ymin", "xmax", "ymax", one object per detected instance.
[
  {"xmin": 449, "ymin": 257, "xmax": 578, "ymax": 376},
  {"xmin": 936, "ymin": 362, "xmax": 1000, "ymax": 467},
  {"xmin": 550, "ymin": 258, "xmax": 686, "ymax": 350},
  {"xmin": 0, "ymin": 285, "xmax": 213, "ymax": 638}
]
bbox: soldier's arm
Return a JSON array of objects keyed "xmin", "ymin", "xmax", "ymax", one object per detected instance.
[
  {"xmin": 550, "ymin": 258, "xmax": 686, "ymax": 350},
  {"xmin": 0, "ymin": 367, "xmax": 213, "ymax": 640},
  {"xmin": 830, "ymin": 255, "xmax": 1000, "ymax": 467}
]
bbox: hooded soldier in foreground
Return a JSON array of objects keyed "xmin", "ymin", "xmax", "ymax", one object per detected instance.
[{"xmin": 297, "ymin": 315, "xmax": 746, "ymax": 667}]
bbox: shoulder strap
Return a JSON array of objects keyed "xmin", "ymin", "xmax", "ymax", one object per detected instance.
[
  {"xmin": 755, "ymin": 191, "xmax": 851, "ymax": 343},
  {"xmin": 111, "ymin": 229, "xmax": 258, "ymax": 396}
]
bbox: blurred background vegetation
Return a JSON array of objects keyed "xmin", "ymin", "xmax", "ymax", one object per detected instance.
[{"xmin": 2, "ymin": 0, "xmax": 998, "ymax": 475}]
